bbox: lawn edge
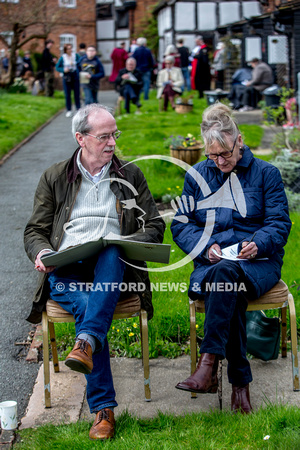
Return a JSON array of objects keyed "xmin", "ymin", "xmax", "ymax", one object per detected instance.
[{"xmin": 0, "ymin": 108, "xmax": 65, "ymax": 167}]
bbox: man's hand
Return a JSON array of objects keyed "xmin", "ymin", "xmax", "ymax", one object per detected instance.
[
  {"xmin": 34, "ymin": 250, "xmax": 55, "ymax": 273},
  {"xmin": 237, "ymin": 241, "xmax": 258, "ymax": 260},
  {"xmin": 208, "ymin": 244, "xmax": 222, "ymax": 264},
  {"xmin": 122, "ymin": 74, "xmax": 130, "ymax": 80}
]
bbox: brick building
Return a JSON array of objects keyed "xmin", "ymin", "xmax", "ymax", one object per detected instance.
[{"xmin": 0, "ymin": 0, "xmax": 157, "ymax": 81}]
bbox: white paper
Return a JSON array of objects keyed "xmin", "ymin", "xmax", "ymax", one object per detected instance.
[{"xmin": 213, "ymin": 243, "xmax": 247, "ymax": 261}]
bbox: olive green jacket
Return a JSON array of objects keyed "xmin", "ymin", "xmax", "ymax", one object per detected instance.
[{"xmin": 24, "ymin": 149, "xmax": 165, "ymax": 323}]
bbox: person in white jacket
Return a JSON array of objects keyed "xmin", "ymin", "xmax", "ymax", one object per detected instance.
[{"xmin": 157, "ymin": 56, "xmax": 184, "ymax": 111}]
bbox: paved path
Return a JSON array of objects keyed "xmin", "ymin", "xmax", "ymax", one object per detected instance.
[{"xmin": 0, "ymin": 91, "xmax": 119, "ymax": 422}]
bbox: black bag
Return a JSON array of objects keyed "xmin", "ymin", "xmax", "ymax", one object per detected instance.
[
  {"xmin": 64, "ymin": 73, "xmax": 73, "ymax": 83},
  {"xmin": 246, "ymin": 311, "xmax": 281, "ymax": 361}
]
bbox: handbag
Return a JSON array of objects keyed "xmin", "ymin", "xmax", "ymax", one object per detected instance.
[
  {"xmin": 246, "ymin": 310, "xmax": 281, "ymax": 361},
  {"xmin": 64, "ymin": 73, "xmax": 73, "ymax": 83}
]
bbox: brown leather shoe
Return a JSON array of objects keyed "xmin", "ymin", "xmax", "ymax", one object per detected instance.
[
  {"xmin": 175, "ymin": 353, "xmax": 219, "ymax": 393},
  {"xmin": 65, "ymin": 339, "xmax": 93, "ymax": 374},
  {"xmin": 231, "ymin": 384, "xmax": 253, "ymax": 414},
  {"xmin": 89, "ymin": 408, "xmax": 115, "ymax": 440}
]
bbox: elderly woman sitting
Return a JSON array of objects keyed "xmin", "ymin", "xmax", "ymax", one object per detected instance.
[
  {"xmin": 171, "ymin": 103, "xmax": 291, "ymax": 413},
  {"xmin": 156, "ymin": 56, "xmax": 184, "ymax": 111}
]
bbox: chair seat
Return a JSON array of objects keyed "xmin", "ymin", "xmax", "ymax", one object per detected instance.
[
  {"xmin": 193, "ymin": 280, "xmax": 289, "ymax": 313},
  {"xmin": 46, "ymin": 294, "xmax": 141, "ymax": 318}
]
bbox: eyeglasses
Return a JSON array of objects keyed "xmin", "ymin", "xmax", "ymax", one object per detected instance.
[
  {"xmin": 85, "ymin": 131, "xmax": 122, "ymax": 143},
  {"xmin": 205, "ymin": 136, "xmax": 237, "ymax": 161}
]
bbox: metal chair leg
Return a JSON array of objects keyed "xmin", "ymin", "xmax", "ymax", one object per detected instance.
[{"xmin": 42, "ymin": 312, "xmax": 51, "ymax": 408}]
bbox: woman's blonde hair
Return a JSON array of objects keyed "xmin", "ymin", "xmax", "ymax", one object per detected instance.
[{"xmin": 201, "ymin": 103, "xmax": 240, "ymax": 150}]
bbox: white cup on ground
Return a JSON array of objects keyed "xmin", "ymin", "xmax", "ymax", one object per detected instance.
[{"xmin": 0, "ymin": 401, "xmax": 18, "ymax": 430}]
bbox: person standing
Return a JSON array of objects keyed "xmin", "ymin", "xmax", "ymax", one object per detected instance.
[
  {"xmin": 176, "ymin": 38, "xmax": 191, "ymax": 91},
  {"xmin": 132, "ymin": 37, "xmax": 154, "ymax": 100},
  {"xmin": 115, "ymin": 57, "xmax": 143, "ymax": 113},
  {"xmin": 20, "ymin": 51, "xmax": 33, "ymax": 77},
  {"xmin": 212, "ymin": 42, "xmax": 226, "ymax": 90},
  {"xmin": 78, "ymin": 43, "xmax": 86, "ymax": 58},
  {"xmin": 109, "ymin": 42, "xmax": 128, "ymax": 83},
  {"xmin": 56, "ymin": 44, "xmax": 81, "ymax": 117},
  {"xmin": 78, "ymin": 46, "xmax": 105, "ymax": 105},
  {"xmin": 42, "ymin": 39, "xmax": 56, "ymax": 97},
  {"xmin": 191, "ymin": 36, "xmax": 211, "ymax": 98}
]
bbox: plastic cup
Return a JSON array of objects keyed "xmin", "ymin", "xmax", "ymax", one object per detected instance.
[{"xmin": 0, "ymin": 401, "xmax": 18, "ymax": 430}]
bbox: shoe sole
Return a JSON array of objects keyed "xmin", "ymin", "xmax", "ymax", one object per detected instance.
[
  {"xmin": 175, "ymin": 384, "xmax": 218, "ymax": 394},
  {"xmin": 65, "ymin": 358, "xmax": 92, "ymax": 374}
]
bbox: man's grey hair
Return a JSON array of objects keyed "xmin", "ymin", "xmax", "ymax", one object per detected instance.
[
  {"xmin": 196, "ymin": 35, "xmax": 203, "ymax": 42},
  {"xmin": 72, "ymin": 104, "xmax": 114, "ymax": 141},
  {"xmin": 137, "ymin": 37, "xmax": 147, "ymax": 46},
  {"xmin": 201, "ymin": 103, "xmax": 239, "ymax": 150}
]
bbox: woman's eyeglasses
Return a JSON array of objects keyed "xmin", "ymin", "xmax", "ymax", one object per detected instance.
[{"xmin": 205, "ymin": 136, "xmax": 237, "ymax": 160}]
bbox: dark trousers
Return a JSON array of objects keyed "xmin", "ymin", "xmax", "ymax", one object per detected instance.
[
  {"xmin": 122, "ymin": 83, "xmax": 139, "ymax": 113},
  {"xmin": 162, "ymin": 84, "xmax": 178, "ymax": 111},
  {"xmin": 242, "ymin": 86, "xmax": 262, "ymax": 108},
  {"xmin": 63, "ymin": 73, "xmax": 81, "ymax": 111},
  {"xmin": 200, "ymin": 260, "xmax": 255, "ymax": 386}
]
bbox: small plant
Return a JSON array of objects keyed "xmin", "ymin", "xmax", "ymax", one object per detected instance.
[
  {"xmin": 163, "ymin": 133, "xmax": 201, "ymax": 149},
  {"xmin": 8, "ymin": 77, "xmax": 27, "ymax": 94},
  {"xmin": 175, "ymin": 93, "xmax": 194, "ymax": 106}
]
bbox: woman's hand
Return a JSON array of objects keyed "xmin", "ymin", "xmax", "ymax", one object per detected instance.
[
  {"xmin": 208, "ymin": 244, "xmax": 222, "ymax": 264},
  {"xmin": 237, "ymin": 241, "xmax": 258, "ymax": 260}
]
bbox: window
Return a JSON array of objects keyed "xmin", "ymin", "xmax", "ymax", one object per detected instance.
[
  {"xmin": 60, "ymin": 34, "xmax": 77, "ymax": 54},
  {"xmin": 59, "ymin": 0, "xmax": 76, "ymax": 8},
  {"xmin": 0, "ymin": 31, "xmax": 14, "ymax": 46},
  {"xmin": 116, "ymin": 10, "xmax": 129, "ymax": 29},
  {"xmin": 198, "ymin": 2, "xmax": 217, "ymax": 31},
  {"xmin": 96, "ymin": 4, "xmax": 113, "ymax": 20}
]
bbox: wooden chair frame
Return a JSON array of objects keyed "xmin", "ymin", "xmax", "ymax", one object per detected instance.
[
  {"xmin": 42, "ymin": 296, "xmax": 150, "ymax": 408},
  {"xmin": 189, "ymin": 280, "xmax": 299, "ymax": 409}
]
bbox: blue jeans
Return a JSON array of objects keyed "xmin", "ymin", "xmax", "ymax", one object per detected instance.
[
  {"xmin": 63, "ymin": 73, "xmax": 81, "ymax": 111},
  {"xmin": 181, "ymin": 67, "xmax": 191, "ymax": 91},
  {"xmin": 141, "ymin": 71, "xmax": 151, "ymax": 100},
  {"xmin": 200, "ymin": 260, "xmax": 255, "ymax": 386},
  {"xmin": 48, "ymin": 245, "xmax": 125, "ymax": 413},
  {"xmin": 83, "ymin": 86, "xmax": 98, "ymax": 105},
  {"xmin": 122, "ymin": 84, "xmax": 139, "ymax": 113}
]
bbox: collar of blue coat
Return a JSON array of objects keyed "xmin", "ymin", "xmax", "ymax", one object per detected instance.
[{"xmin": 205, "ymin": 145, "xmax": 254, "ymax": 170}]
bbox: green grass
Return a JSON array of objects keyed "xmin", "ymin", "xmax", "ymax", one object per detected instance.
[
  {"xmin": 0, "ymin": 90, "xmax": 65, "ymax": 158},
  {"xmin": 116, "ymin": 91, "xmax": 264, "ymax": 201},
  {"xmin": 15, "ymin": 405, "xmax": 300, "ymax": 449}
]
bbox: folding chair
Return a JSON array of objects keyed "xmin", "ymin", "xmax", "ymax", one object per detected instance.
[
  {"xmin": 189, "ymin": 280, "xmax": 299, "ymax": 409},
  {"xmin": 42, "ymin": 294, "xmax": 150, "ymax": 407}
]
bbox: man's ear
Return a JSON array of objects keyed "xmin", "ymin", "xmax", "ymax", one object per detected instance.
[{"xmin": 75, "ymin": 132, "xmax": 84, "ymax": 147}]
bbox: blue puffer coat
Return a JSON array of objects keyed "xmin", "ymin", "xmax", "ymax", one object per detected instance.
[{"xmin": 171, "ymin": 146, "xmax": 291, "ymax": 299}]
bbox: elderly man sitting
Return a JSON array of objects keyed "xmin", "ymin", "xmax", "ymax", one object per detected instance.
[
  {"xmin": 115, "ymin": 57, "xmax": 143, "ymax": 114},
  {"xmin": 239, "ymin": 58, "xmax": 273, "ymax": 111},
  {"xmin": 156, "ymin": 56, "xmax": 184, "ymax": 111},
  {"xmin": 24, "ymin": 104, "xmax": 165, "ymax": 440}
]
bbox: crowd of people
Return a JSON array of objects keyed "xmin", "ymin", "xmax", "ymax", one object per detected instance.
[{"xmin": 1, "ymin": 37, "xmax": 292, "ymax": 123}]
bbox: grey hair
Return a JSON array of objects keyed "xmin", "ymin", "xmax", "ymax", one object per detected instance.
[
  {"xmin": 164, "ymin": 55, "xmax": 174, "ymax": 64},
  {"xmin": 137, "ymin": 37, "xmax": 147, "ymax": 46},
  {"xmin": 201, "ymin": 103, "xmax": 239, "ymax": 150},
  {"xmin": 71, "ymin": 104, "xmax": 114, "ymax": 142}
]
